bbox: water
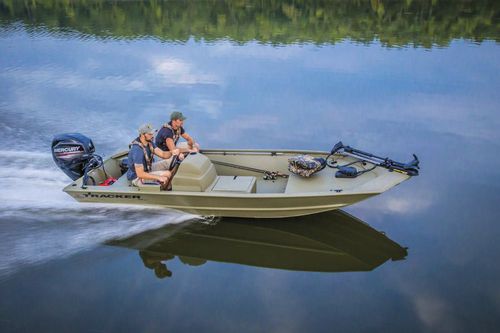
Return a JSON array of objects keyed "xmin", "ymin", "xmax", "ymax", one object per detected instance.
[{"xmin": 0, "ymin": 1, "xmax": 499, "ymax": 332}]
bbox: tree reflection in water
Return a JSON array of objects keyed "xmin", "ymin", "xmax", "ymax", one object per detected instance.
[{"xmin": 0, "ymin": 0, "xmax": 498, "ymax": 48}]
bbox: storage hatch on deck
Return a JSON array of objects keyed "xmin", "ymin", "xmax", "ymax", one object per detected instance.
[{"xmin": 211, "ymin": 176, "xmax": 256, "ymax": 193}]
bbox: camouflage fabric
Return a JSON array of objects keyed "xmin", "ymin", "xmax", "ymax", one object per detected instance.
[{"xmin": 288, "ymin": 155, "xmax": 326, "ymax": 177}]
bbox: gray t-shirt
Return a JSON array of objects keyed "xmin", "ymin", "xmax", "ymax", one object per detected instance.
[{"xmin": 127, "ymin": 140, "xmax": 156, "ymax": 180}]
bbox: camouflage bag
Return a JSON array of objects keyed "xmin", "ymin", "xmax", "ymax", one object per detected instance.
[{"xmin": 288, "ymin": 155, "xmax": 326, "ymax": 177}]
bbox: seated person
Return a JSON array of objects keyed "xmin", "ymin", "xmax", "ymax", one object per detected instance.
[
  {"xmin": 155, "ymin": 111, "xmax": 200, "ymax": 162},
  {"xmin": 139, "ymin": 251, "xmax": 174, "ymax": 279},
  {"xmin": 127, "ymin": 124, "xmax": 180, "ymax": 187}
]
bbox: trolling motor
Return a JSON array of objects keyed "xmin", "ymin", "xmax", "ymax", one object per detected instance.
[
  {"xmin": 51, "ymin": 133, "xmax": 106, "ymax": 187},
  {"xmin": 328, "ymin": 141, "xmax": 420, "ymax": 177}
]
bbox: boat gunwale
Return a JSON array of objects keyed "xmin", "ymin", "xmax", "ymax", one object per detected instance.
[
  {"xmin": 63, "ymin": 184, "xmax": 381, "ymax": 198},
  {"xmin": 111, "ymin": 148, "xmax": 334, "ymax": 159}
]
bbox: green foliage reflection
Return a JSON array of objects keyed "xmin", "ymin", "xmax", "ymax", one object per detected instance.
[{"xmin": 0, "ymin": 0, "xmax": 498, "ymax": 47}]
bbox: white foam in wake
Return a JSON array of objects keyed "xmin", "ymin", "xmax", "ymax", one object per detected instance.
[
  {"xmin": 0, "ymin": 204, "xmax": 200, "ymax": 279},
  {"xmin": 0, "ymin": 150, "xmax": 202, "ymax": 279}
]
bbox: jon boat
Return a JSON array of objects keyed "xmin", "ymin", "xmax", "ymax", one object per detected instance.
[
  {"xmin": 109, "ymin": 210, "xmax": 408, "ymax": 275},
  {"xmin": 52, "ymin": 134, "xmax": 420, "ymax": 218}
]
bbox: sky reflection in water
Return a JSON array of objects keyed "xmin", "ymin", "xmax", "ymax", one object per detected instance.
[{"xmin": 0, "ymin": 4, "xmax": 500, "ymax": 332}]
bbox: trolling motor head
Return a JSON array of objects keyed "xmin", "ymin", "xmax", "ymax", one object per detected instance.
[
  {"xmin": 403, "ymin": 154, "xmax": 420, "ymax": 176},
  {"xmin": 51, "ymin": 133, "xmax": 96, "ymax": 180}
]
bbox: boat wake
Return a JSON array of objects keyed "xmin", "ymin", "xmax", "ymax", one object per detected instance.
[{"xmin": 0, "ymin": 150, "xmax": 201, "ymax": 280}]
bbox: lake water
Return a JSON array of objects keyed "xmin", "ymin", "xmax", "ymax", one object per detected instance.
[{"xmin": 0, "ymin": 1, "xmax": 499, "ymax": 332}]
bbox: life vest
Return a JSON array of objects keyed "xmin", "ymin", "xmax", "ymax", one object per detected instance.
[
  {"xmin": 130, "ymin": 139, "xmax": 154, "ymax": 172},
  {"xmin": 163, "ymin": 122, "xmax": 182, "ymax": 145}
]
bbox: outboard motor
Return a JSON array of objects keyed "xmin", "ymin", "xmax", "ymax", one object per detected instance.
[{"xmin": 51, "ymin": 133, "xmax": 97, "ymax": 180}]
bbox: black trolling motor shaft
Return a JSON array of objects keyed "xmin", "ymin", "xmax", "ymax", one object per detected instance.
[{"xmin": 330, "ymin": 141, "xmax": 420, "ymax": 176}]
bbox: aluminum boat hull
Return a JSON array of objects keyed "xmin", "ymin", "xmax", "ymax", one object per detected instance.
[{"xmin": 63, "ymin": 149, "xmax": 411, "ymax": 218}]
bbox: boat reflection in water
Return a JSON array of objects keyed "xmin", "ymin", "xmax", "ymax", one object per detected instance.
[{"xmin": 109, "ymin": 211, "xmax": 407, "ymax": 279}]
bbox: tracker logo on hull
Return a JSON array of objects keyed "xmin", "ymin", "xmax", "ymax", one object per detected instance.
[{"xmin": 80, "ymin": 193, "xmax": 143, "ymax": 200}]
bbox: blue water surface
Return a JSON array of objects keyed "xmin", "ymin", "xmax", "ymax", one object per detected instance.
[{"xmin": 0, "ymin": 1, "xmax": 499, "ymax": 332}]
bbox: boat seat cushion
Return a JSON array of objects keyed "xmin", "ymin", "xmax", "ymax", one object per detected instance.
[{"xmin": 209, "ymin": 176, "xmax": 256, "ymax": 193}]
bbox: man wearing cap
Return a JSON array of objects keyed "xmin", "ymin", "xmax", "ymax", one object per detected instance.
[
  {"xmin": 127, "ymin": 124, "xmax": 180, "ymax": 188},
  {"xmin": 155, "ymin": 111, "xmax": 200, "ymax": 158}
]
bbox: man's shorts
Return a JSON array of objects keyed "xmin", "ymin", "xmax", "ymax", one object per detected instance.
[{"xmin": 131, "ymin": 160, "xmax": 171, "ymax": 187}]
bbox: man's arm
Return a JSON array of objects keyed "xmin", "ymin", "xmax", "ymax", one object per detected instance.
[
  {"xmin": 181, "ymin": 133, "xmax": 195, "ymax": 149},
  {"xmin": 154, "ymin": 147, "xmax": 179, "ymax": 160},
  {"xmin": 165, "ymin": 138, "xmax": 180, "ymax": 152},
  {"xmin": 181, "ymin": 133, "xmax": 200, "ymax": 152}
]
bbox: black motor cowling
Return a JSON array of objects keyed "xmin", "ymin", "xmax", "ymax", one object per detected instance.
[{"xmin": 51, "ymin": 133, "xmax": 96, "ymax": 180}]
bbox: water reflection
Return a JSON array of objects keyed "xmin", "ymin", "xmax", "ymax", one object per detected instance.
[
  {"xmin": 110, "ymin": 210, "xmax": 407, "ymax": 278},
  {"xmin": 0, "ymin": 0, "xmax": 499, "ymax": 330},
  {"xmin": 0, "ymin": 0, "xmax": 498, "ymax": 47}
]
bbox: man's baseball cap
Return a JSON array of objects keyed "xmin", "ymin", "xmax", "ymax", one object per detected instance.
[
  {"xmin": 138, "ymin": 124, "xmax": 156, "ymax": 135},
  {"xmin": 170, "ymin": 111, "xmax": 187, "ymax": 121}
]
